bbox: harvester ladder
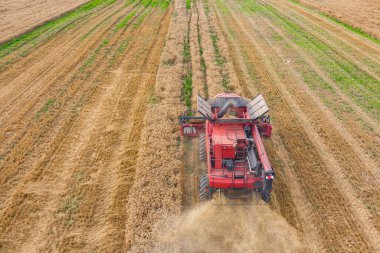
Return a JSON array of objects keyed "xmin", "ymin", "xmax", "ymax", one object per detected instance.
[
  {"xmin": 233, "ymin": 159, "xmax": 247, "ymax": 186},
  {"xmin": 235, "ymin": 139, "xmax": 247, "ymax": 160}
]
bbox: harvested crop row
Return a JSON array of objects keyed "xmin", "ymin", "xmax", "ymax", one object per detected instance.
[
  {"xmin": 123, "ymin": 0, "xmax": 186, "ymax": 251},
  {"xmin": 189, "ymin": 0, "xmax": 205, "ymax": 102}
]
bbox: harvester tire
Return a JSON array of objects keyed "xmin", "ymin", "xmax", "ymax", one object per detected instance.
[
  {"xmin": 199, "ymin": 174, "xmax": 210, "ymax": 201},
  {"xmin": 261, "ymin": 191, "xmax": 270, "ymax": 202},
  {"xmin": 199, "ymin": 133, "xmax": 206, "ymax": 161}
]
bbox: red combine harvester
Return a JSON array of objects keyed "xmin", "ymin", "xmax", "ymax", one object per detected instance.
[{"xmin": 180, "ymin": 93, "xmax": 275, "ymax": 203}]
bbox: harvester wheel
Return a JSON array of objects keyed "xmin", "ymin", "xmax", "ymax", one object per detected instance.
[
  {"xmin": 199, "ymin": 174, "xmax": 210, "ymax": 201},
  {"xmin": 261, "ymin": 191, "xmax": 270, "ymax": 202},
  {"xmin": 199, "ymin": 133, "xmax": 206, "ymax": 161}
]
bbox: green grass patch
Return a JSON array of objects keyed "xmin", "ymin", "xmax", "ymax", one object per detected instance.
[
  {"xmin": 185, "ymin": 166, "xmax": 193, "ymax": 174},
  {"xmin": 110, "ymin": 36, "xmax": 132, "ymax": 66},
  {"xmin": 182, "ymin": 73, "xmax": 193, "ymax": 111},
  {"xmin": 215, "ymin": 0, "xmax": 229, "ymax": 13},
  {"xmin": 210, "ymin": 32, "xmax": 224, "ymax": 67},
  {"xmin": 176, "ymin": 136, "xmax": 182, "ymax": 150},
  {"xmin": 159, "ymin": 0, "xmax": 171, "ymax": 10},
  {"xmin": 80, "ymin": 5, "xmax": 127, "ymax": 41},
  {"xmin": 18, "ymin": 50, "xmax": 29, "ymax": 57},
  {"xmin": 116, "ymin": 10, "xmax": 138, "ymax": 30},
  {"xmin": 74, "ymin": 171, "xmax": 86, "ymax": 182},
  {"xmin": 36, "ymin": 99, "xmax": 55, "ymax": 118},
  {"xmin": 204, "ymin": 0, "xmax": 210, "ymax": 16},
  {"xmin": 42, "ymin": 99, "xmax": 55, "ymax": 112},
  {"xmin": 210, "ymin": 30, "xmax": 233, "ymax": 92},
  {"xmin": 163, "ymin": 56, "xmax": 176, "ymax": 65},
  {"xmin": 141, "ymin": 0, "xmax": 153, "ymax": 7},
  {"xmin": 151, "ymin": 0, "xmax": 171, "ymax": 9},
  {"xmin": 101, "ymin": 39, "xmax": 110, "ymax": 46},
  {"xmin": 196, "ymin": 13, "xmax": 208, "ymax": 97},
  {"xmin": 186, "ymin": 0, "xmax": 191, "ymax": 10},
  {"xmin": 221, "ymin": 72, "xmax": 232, "ymax": 91},
  {"xmin": 80, "ymin": 38, "xmax": 111, "ymax": 71},
  {"xmin": 133, "ymin": 11, "xmax": 149, "ymax": 29},
  {"xmin": 0, "ymin": 0, "xmax": 116, "ymax": 58},
  {"xmin": 124, "ymin": 0, "xmax": 137, "ymax": 6},
  {"xmin": 62, "ymin": 196, "xmax": 81, "ymax": 226},
  {"xmin": 183, "ymin": 37, "xmax": 191, "ymax": 63},
  {"xmin": 148, "ymin": 95, "xmax": 161, "ymax": 105},
  {"xmin": 181, "ymin": 31, "xmax": 193, "ymax": 112},
  {"xmin": 289, "ymin": 0, "xmax": 380, "ymax": 45}
]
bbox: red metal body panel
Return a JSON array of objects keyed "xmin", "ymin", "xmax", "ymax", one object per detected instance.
[
  {"xmin": 258, "ymin": 123, "xmax": 272, "ymax": 138},
  {"xmin": 179, "ymin": 93, "xmax": 274, "ymax": 197},
  {"xmin": 203, "ymin": 96, "xmax": 273, "ymax": 190},
  {"xmin": 213, "ymin": 124, "xmax": 245, "ymax": 160},
  {"xmin": 206, "ymin": 122, "xmax": 272, "ymax": 189},
  {"xmin": 252, "ymin": 124, "xmax": 272, "ymax": 173},
  {"xmin": 213, "ymin": 124, "xmax": 246, "ymax": 145}
]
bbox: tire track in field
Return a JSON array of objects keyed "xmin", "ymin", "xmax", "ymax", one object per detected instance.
[
  {"xmin": 213, "ymin": 0, "xmax": 378, "ymax": 251},
  {"xmin": 124, "ymin": 0, "xmax": 188, "ymax": 250},
  {"xmin": 196, "ymin": 0, "xmax": 227, "ymax": 96}
]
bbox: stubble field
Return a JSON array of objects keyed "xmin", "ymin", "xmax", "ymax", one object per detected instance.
[
  {"xmin": 297, "ymin": 0, "xmax": 380, "ymax": 38},
  {"xmin": 0, "ymin": 0, "xmax": 379, "ymax": 252},
  {"xmin": 0, "ymin": 0, "xmax": 90, "ymax": 43}
]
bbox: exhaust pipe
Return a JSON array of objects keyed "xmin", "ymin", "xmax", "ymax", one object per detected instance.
[{"xmin": 217, "ymin": 100, "xmax": 233, "ymax": 118}]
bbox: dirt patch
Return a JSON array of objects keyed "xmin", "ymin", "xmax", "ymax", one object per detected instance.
[{"xmin": 152, "ymin": 202, "xmax": 302, "ymax": 253}]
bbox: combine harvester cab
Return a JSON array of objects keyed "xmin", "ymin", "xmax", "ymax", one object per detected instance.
[{"xmin": 180, "ymin": 93, "xmax": 275, "ymax": 204}]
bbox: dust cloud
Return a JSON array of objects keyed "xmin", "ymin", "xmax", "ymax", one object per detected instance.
[{"xmin": 151, "ymin": 201, "xmax": 302, "ymax": 253}]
